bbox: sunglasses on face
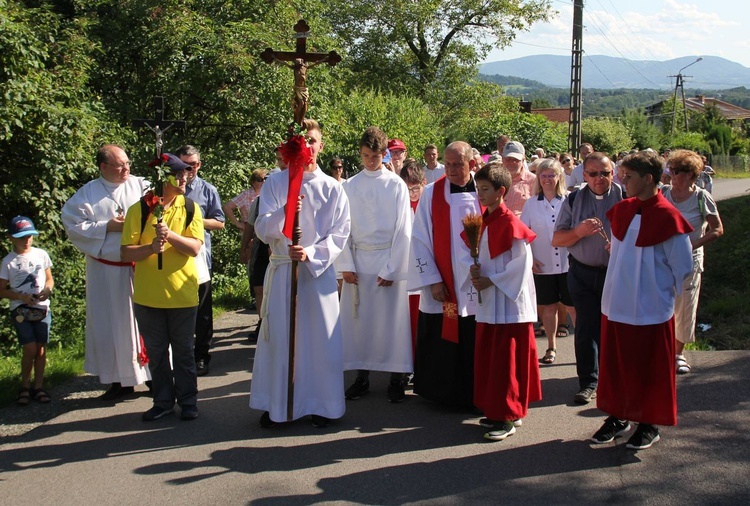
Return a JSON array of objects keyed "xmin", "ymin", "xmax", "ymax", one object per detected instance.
[
  {"xmin": 561, "ymin": 158, "xmax": 571, "ymax": 163},
  {"xmin": 586, "ymin": 171, "xmax": 612, "ymax": 178}
]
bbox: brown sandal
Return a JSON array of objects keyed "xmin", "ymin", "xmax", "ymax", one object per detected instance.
[
  {"xmin": 33, "ymin": 388, "xmax": 51, "ymax": 403},
  {"xmin": 541, "ymin": 348, "xmax": 556, "ymax": 364},
  {"xmin": 17, "ymin": 387, "xmax": 32, "ymax": 406}
]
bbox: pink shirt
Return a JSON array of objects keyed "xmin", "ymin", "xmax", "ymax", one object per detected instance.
[
  {"xmin": 231, "ymin": 187, "xmax": 259, "ymax": 224},
  {"xmin": 506, "ymin": 169, "xmax": 537, "ymax": 217}
]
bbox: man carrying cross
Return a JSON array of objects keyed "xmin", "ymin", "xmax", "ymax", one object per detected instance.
[{"xmin": 249, "ymin": 119, "xmax": 350, "ymax": 428}]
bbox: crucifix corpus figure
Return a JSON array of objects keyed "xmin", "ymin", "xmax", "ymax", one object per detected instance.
[
  {"xmin": 260, "ymin": 20, "xmax": 341, "ymax": 125},
  {"xmin": 131, "ymin": 96, "xmax": 187, "ymax": 158}
]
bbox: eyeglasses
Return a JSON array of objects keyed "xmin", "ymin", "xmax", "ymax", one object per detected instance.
[
  {"xmin": 539, "ymin": 173, "xmax": 558, "ymax": 179},
  {"xmin": 561, "ymin": 158, "xmax": 572, "ymax": 164},
  {"xmin": 586, "ymin": 171, "xmax": 612, "ymax": 178},
  {"xmin": 669, "ymin": 168, "xmax": 689, "ymax": 175},
  {"xmin": 105, "ymin": 160, "xmax": 131, "ymax": 169},
  {"xmin": 408, "ymin": 185, "xmax": 423, "ymax": 194},
  {"xmin": 255, "ymin": 177, "xmax": 267, "ymax": 182}
]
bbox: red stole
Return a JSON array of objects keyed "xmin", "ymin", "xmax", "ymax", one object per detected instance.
[
  {"xmin": 431, "ymin": 177, "xmax": 481, "ymax": 343},
  {"xmin": 607, "ymin": 192, "xmax": 693, "ymax": 247}
]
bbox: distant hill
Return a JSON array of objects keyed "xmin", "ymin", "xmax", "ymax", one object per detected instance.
[{"xmin": 480, "ymin": 55, "xmax": 750, "ymax": 90}]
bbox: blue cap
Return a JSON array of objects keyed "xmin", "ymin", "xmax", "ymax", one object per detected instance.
[
  {"xmin": 162, "ymin": 153, "xmax": 191, "ymax": 172},
  {"xmin": 9, "ymin": 216, "xmax": 39, "ymax": 238}
]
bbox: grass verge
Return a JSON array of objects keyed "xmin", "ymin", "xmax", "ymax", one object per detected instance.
[
  {"xmin": 696, "ymin": 194, "xmax": 750, "ymax": 350},
  {"xmin": 0, "ymin": 288, "xmax": 249, "ymax": 409},
  {"xmin": 0, "ymin": 344, "xmax": 85, "ymax": 407}
]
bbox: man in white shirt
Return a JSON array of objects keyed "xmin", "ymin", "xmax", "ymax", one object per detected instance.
[
  {"xmin": 62, "ymin": 144, "xmax": 151, "ymax": 400},
  {"xmin": 423, "ymin": 144, "xmax": 445, "ymax": 184}
]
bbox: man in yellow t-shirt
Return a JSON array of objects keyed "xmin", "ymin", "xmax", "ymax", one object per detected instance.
[{"xmin": 121, "ymin": 153, "xmax": 204, "ymax": 422}]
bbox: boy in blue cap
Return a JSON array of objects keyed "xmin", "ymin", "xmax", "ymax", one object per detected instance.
[
  {"xmin": 0, "ymin": 216, "xmax": 55, "ymax": 405},
  {"xmin": 121, "ymin": 153, "xmax": 205, "ymax": 422}
]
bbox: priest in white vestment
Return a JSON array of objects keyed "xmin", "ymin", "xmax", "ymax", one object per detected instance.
[
  {"xmin": 249, "ymin": 120, "xmax": 350, "ymax": 428},
  {"xmin": 407, "ymin": 141, "xmax": 481, "ymax": 408},
  {"xmin": 61, "ymin": 144, "xmax": 150, "ymax": 399}
]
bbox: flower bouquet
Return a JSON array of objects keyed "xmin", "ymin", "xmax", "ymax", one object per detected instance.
[
  {"xmin": 143, "ymin": 154, "xmax": 175, "ymax": 269},
  {"xmin": 278, "ymin": 122, "xmax": 313, "ymax": 240},
  {"xmin": 462, "ymin": 213, "xmax": 484, "ymax": 304}
]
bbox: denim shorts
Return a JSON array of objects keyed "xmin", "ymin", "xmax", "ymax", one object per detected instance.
[{"xmin": 11, "ymin": 308, "xmax": 52, "ymax": 346}]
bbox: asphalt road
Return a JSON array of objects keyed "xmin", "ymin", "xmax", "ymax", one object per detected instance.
[
  {"xmin": 1, "ymin": 309, "xmax": 748, "ymax": 505},
  {"xmin": 708, "ymin": 177, "xmax": 750, "ymax": 201}
]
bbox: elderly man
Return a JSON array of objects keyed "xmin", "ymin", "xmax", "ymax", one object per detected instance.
[
  {"xmin": 175, "ymin": 145, "xmax": 225, "ymax": 376},
  {"xmin": 408, "ymin": 141, "xmax": 481, "ymax": 408},
  {"xmin": 552, "ymin": 152, "xmax": 623, "ymax": 405},
  {"xmin": 62, "ymin": 144, "xmax": 151, "ymax": 400},
  {"xmin": 502, "ymin": 141, "xmax": 536, "ymax": 217}
]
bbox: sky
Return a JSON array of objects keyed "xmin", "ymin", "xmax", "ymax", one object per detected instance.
[{"xmin": 483, "ymin": 0, "xmax": 750, "ymax": 68}]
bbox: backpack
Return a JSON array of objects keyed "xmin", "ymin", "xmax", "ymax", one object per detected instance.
[{"xmin": 140, "ymin": 196, "xmax": 196, "ymax": 234}]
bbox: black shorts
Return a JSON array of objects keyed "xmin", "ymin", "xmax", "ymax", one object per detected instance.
[
  {"xmin": 250, "ymin": 240, "xmax": 270, "ymax": 287},
  {"xmin": 533, "ymin": 273, "xmax": 574, "ymax": 306}
]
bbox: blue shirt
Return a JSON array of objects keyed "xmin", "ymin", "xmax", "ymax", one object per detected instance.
[{"xmin": 185, "ymin": 176, "xmax": 225, "ymax": 268}]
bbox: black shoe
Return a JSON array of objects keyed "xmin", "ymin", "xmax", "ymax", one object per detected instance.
[
  {"xmin": 625, "ymin": 423, "xmax": 660, "ymax": 450},
  {"xmin": 196, "ymin": 359, "xmax": 209, "ymax": 377},
  {"xmin": 181, "ymin": 405, "xmax": 199, "ymax": 421},
  {"xmin": 574, "ymin": 387, "xmax": 597, "ymax": 404},
  {"xmin": 345, "ymin": 377, "xmax": 370, "ymax": 400},
  {"xmin": 387, "ymin": 380, "xmax": 405, "ymax": 403},
  {"xmin": 591, "ymin": 416, "xmax": 631, "ymax": 444},
  {"xmin": 259, "ymin": 411, "xmax": 276, "ymax": 428},
  {"xmin": 145, "ymin": 380, "xmax": 153, "ymax": 393},
  {"xmin": 311, "ymin": 415, "xmax": 330, "ymax": 428},
  {"xmin": 142, "ymin": 405, "xmax": 175, "ymax": 421},
  {"xmin": 100, "ymin": 383, "xmax": 134, "ymax": 401},
  {"xmin": 247, "ymin": 320, "xmax": 262, "ymax": 343}
]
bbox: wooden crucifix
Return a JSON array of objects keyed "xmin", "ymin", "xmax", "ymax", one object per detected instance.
[
  {"xmin": 132, "ymin": 96, "xmax": 187, "ymax": 157},
  {"xmin": 260, "ymin": 20, "xmax": 341, "ymax": 125}
]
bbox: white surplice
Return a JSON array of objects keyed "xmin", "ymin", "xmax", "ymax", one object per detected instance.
[
  {"xmin": 602, "ymin": 215, "xmax": 693, "ymax": 325},
  {"xmin": 337, "ymin": 168, "xmax": 413, "ymax": 373},
  {"xmin": 462, "ymin": 238, "xmax": 537, "ymax": 325},
  {"xmin": 61, "ymin": 176, "xmax": 151, "ymax": 386},
  {"xmin": 249, "ymin": 167, "xmax": 350, "ymax": 422},
  {"xmin": 407, "ymin": 181, "xmax": 481, "ymax": 316}
]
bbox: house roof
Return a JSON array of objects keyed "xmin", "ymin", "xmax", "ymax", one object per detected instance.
[
  {"xmin": 683, "ymin": 96, "xmax": 750, "ymax": 120},
  {"xmin": 531, "ymin": 108, "xmax": 570, "ymax": 123},
  {"xmin": 646, "ymin": 95, "xmax": 750, "ymax": 121}
]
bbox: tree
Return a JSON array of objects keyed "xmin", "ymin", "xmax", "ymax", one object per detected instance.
[
  {"xmin": 0, "ymin": 0, "xmax": 120, "ymax": 351},
  {"xmin": 619, "ymin": 108, "xmax": 661, "ymax": 151},
  {"xmin": 581, "ymin": 118, "xmax": 633, "ymax": 155},
  {"xmin": 324, "ymin": 0, "xmax": 552, "ymax": 99}
]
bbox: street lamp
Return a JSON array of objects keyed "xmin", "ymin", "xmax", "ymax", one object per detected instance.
[{"xmin": 671, "ymin": 57, "xmax": 703, "ymax": 136}]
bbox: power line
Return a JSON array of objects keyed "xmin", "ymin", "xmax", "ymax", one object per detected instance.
[
  {"xmin": 602, "ymin": 0, "xmax": 662, "ymax": 61},
  {"xmin": 583, "ymin": 11, "xmax": 664, "ymax": 88},
  {"xmin": 582, "ymin": 50, "xmax": 618, "ymax": 88}
]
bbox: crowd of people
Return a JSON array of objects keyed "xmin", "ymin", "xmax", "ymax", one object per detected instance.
[{"xmin": 2, "ymin": 125, "xmax": 724, "ymax": 450}]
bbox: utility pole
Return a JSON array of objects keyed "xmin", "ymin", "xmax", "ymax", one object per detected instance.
[
  {"xmin": 568, "ymin": 0, "xmax": 583, "ymax": 155},
  {"xmin": 670, "ymin": 57, "xmax": 703, "ymax": 136}
]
